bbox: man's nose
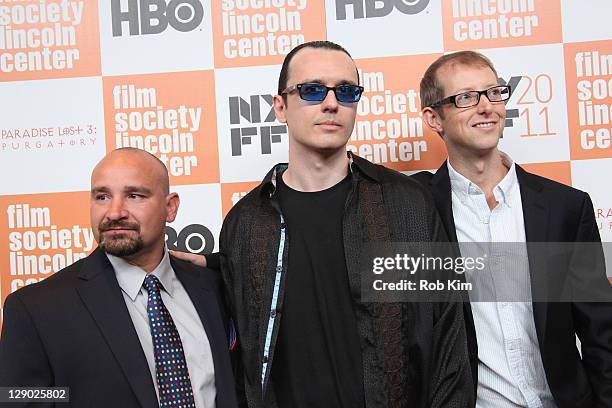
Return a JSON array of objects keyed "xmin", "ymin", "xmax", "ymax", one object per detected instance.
[
  {"xmin": 320, "ymin": 88, "xmax": 339, "ymax": 112},
  {"xmin": 476, "ymin": 92, "xmax": 494, "ymax": 114},
  {"xmin": 105, "ymin": 198, "xmax": 128, "ymax": 220}
]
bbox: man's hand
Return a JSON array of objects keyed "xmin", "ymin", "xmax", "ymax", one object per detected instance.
[{"xmin": 169, "ymin": 250, "xmax": 207, "ymax": 267}]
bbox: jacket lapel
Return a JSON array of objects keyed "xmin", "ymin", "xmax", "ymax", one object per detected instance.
[
  {"xmin": 428, "ymin": 163, "xmax": 479, "ymax": 372},
  {"xmin": 172, "ymin": 260, "xmax": 235, "ymax": 407},
  {"xmin": 76, "ymin": 248, "xmax": 158, "ymax": 408},
  {"xmin": 430, "ymin": 162, "xmax": 460, "ymax": 243},
  {"xmin": 516, "ymin": 165, "xmax": 549, "ymax": 344},
  {"xmin": 173, "ymin": 262, "xmax": 226, "ymax": 358}
]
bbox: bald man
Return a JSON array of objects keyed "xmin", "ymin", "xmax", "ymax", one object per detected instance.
[{"xmin": 0, "ymin": 148, "xmax": 238, "ymax": 408}]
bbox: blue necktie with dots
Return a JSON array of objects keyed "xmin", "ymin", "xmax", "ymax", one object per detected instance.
[{"xmin": 143, "ymin": 274, "xmax": 196, "ymax": 408}]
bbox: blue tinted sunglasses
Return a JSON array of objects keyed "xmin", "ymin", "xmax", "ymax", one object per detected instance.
[{"xmin": 282, "ymin": 82, "xmax": 364, "ymax": 103}]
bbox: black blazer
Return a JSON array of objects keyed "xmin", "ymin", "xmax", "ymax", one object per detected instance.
[
  {"xmin": 412, "ymin": 162, "xmax": 612, "ymax": 408},
  {"xmin": 0, "ymin": 248, "xmax": 238, "ymax": 408}
]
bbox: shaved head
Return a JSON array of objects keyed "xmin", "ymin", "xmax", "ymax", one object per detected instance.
[{"xmin": 93, "ymin": 148, "xmax": 170, "ymax": 195}]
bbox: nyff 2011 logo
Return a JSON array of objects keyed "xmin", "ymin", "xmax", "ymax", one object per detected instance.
[
  {"xmin": 228, "ymin": 94, "xmax": 287, "ymax": 156},
  {"xmin": 111, "ymin": 0, "xmax": 204, "ymax": 36},
  {"xmin": 335, "ymin": 0, "xmax": 430, "ymax": 20},
  {"xmin": 500, "ymin": 72, "xmax": 562, "ymax": 140}
]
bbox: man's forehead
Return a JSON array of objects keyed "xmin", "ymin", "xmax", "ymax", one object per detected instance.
[
  {"xmin": 94, "ymin": 159, "xmax": 145, "ymax": 177},
  {"xmin": 439, "ymin": 63, "xmax": 497, "ymax": 91},
  {"xmin": 289, "ymin": 48, "xmax": 357, "ymax": 82},
  {"xmin": 96, "ymin": 151, "xmax": 160, "ymax": 174},
  {"xmin": 93, "ymin": 160, "xmax": 158, "ymax": 184}
]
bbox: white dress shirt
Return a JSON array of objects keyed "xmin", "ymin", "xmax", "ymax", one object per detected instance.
[
  {"xmin": 448, "ymin": 155, "xmax": 556, "ymax": 408},
  {"xmin": 107, "ymin": 248, "xmax": 216, "ymax": 408}
]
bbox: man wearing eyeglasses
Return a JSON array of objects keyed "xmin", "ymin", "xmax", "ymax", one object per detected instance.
[
  {"xmin": 415, "ymin": 51, "xmax": 612, "ymax": 407},
  {"xmin": 199, "ymin": 41, "xmax": 474, "ymax": 407}
]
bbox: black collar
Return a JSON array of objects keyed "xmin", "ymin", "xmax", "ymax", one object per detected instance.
[{"xmin": 258, "ymin": 151, "xmax": 380, "ymax": 199}]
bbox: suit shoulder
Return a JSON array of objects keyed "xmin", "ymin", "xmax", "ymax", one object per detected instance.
[
  {"xmin": 171, "ymin": 255, "xmax": 216, "ymax": 276},
  {"xmin": 522, "ymin": 169, "xmax": 589, "ymax": 201},
  {"xmin": 410, "ymin": 170, "xmax": 435, "ymax": 186},
  {"xmin": 171, "ymin": 256, "xmax": 222, "ymax": 290},
  {"xmin": 372, "ymin": 164, "xmax": 436, "ymax": 205},
  {"xmin": 372, "ymin": 163, "xmax": 428, "ymax": 190}
]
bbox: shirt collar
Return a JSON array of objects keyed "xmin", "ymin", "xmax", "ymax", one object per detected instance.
[
  {"xmin": 447, "ymin": 151, "xmax": 518, "ymax": 207},
  {"xmin": 496, "ymin": 152, "xmax": 518, "ymax": 207},
  {"xmin": 107, "ymin": 247, "xmax": 175, "ymax": 301},
  {"xmin": 260, "ymin": 151, "xmax": 372, "ymax": 199},
  {"xmin": 448, "ymin": 159, "xmax": 474, "ymax": 199}
]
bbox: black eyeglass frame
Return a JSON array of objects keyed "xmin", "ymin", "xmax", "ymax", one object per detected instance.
[
  {"xmin": 429, "ymin": 85, "xmax": 512, "ymax": 109},
  {"xmin": 281, "ymin": 82, "xmax": 365, "ymax": 103}
]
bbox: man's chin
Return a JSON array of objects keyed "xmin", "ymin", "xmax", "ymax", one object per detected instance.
[
  {"xmin": 100, "ymin": 237, "xmax": 144, "ymax": 258},
  {"xmin": 312, "ymin": 140, "xmax": 351, "ymax": 156}
]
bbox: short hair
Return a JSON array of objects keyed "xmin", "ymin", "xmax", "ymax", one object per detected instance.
[
  {"xmin": 277, "ymin": 40, "xmax": 356, "ymax": 96},
  {"xmin": 419, "ymin": 51, "xmax": 498, "ymax": 110}
]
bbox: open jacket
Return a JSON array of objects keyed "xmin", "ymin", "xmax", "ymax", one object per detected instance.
[
  {"xmin": 0, "ymin": 248, "xmax": 238, "ymax": 408},
  {"xmin": 219, "ymin": 153, "xmax": 474, "ymax": 408},
  {"xmin": 412, "ymin": 162, "xmax": 612, "ymax": 408}
]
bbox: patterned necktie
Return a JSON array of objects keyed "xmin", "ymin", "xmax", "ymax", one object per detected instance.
[{"xmin": 143, "ymin": 274, "xmax": 196, "ymax": 408}]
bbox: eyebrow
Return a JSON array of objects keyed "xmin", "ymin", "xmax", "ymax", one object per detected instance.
[
  {"xmin": 91, "ymin": 187, "xmax": 109, "ymax": 196},
  {"xmin": 124, "ymin": 186, "xmax": 153, "ymax": 195},
  {"xmin": 91, "ymin": 186, "xmax": 153, "ymax": 195},
  {"xmin": 454, "ymin": 83, "xmax": 501, "ymax": 94},
  {"xmin": 300, "ymin": 78, "xmax": 359, "ymax": 86}
]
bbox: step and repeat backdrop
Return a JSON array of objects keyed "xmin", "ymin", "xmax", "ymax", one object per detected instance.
[{"xmin": 1, "ymin": 0, "xmax": 611, "ymax": 321}]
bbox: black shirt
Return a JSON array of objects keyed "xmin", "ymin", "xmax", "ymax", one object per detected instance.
[{"xmin": 271, "ymin": 173, "xmax": 365, "ymax": 408}]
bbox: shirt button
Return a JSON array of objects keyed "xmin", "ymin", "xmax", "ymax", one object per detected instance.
[
  {"xmin": 270, "ymin": 309, "xmax": 277, "ymax": 318},
  {"xmin": 262, "ymin": 356, "xmax": 269, "ymax": 364}
]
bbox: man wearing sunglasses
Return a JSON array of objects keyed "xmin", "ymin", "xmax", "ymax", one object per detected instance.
[
  {"xmin": 181, "ymin": 41, "xmax": 474, "ymax": 407},
  {"xmin": 416, "ymin": 51, "xmax": 612, "ymax": 407}
]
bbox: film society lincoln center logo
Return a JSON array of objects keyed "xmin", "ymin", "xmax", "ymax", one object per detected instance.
[
  {"xmin": 441, "ymin": 0, "xmax": 561, "ymax": 51},
  {"xmin": 211, "ymin": 0, "xmax": 326, "ymax": 67},
  {"xmin": 0, "ymin": 0, "xmax": 101, "ymax": 81},
  {"xmin": 565, "ymin": 40, "xmax": 612, "ymax": 161},
  {"xmin": 350, "ymin": 54, "xmax": 448, "ymax": 172},
  {"xmin": 103, "ymin": 70, "xmax": 220, "ymax": 185},
  {"xmin": 0, "ymin": 193, "xmax": 94, "ymax": 304}
]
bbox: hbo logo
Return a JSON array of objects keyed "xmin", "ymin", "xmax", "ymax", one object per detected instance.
[
  {"xmin": 166, "ymin": 224, "xmax": 214, "ymax": 255},
  {"xmin": 111, "ymin": 0, "xmax": 204, "ymax": 37},
  {"xmin": 336, "ymin": 0, "xmax": 430, "ymax": 20}
]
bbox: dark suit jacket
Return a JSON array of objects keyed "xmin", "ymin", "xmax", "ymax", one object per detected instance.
[
  {"xmin": 0, "ymin": 247, "xmax": 238, "ymax": 408},
  {"xmin": 412, "ymin": 162, "xmax": 612, "ymax": 408}
]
